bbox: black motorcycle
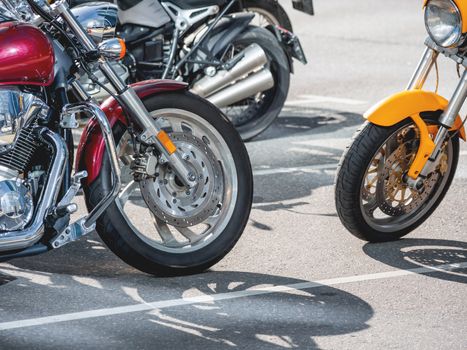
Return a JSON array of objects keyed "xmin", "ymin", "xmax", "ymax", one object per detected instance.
[{"xmin": 72, "ymin": 0, "xmax": 311, "ymax": 140}]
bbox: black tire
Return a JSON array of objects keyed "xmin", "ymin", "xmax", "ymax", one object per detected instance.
[
  {"xmin": 242, "ymin": 0, "xmax": 294, "ymax": 32},
  {"xmin": 227, "ymin": 26, "xmax": 290, "ymax": 141},
  {"xmin": 335, "ymin": 116, "xmax": 459, "ymax": 242},
  {"xmin": 83, "ymin": 91, "xmax": 253, "ymax": 276}
]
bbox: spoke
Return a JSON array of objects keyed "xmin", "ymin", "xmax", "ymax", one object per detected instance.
[
  {"xmin": 175, "ymin": 226, "xmax": 199, "ymax": 243},
  {"xmin": 366, "ymin": 175, "xmax": 378, "ymax": 188},
  {"xmin": 400, "ymin": 187, "xmax": 406, "ymax": 202},
  {"xmin": 170, "ymin": 120, "xmax": 184, "ymax": 133},
  {"xmin": 152, "ymin": 214, "xmax": 177, "ymax": 245},
  {"xmin": 118, "ymin": 181, "xmax": 138, "ymax": 207},
  {"xmin": 362, "ymin": 199, "xmax": 379, "ymax": 217},
  {"xmin": 204, "ymin": 214, "xmax": 220, "ymax": 229}
]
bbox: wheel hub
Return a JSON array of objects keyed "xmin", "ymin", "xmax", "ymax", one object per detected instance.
[
  {"xmin": 140, "ymin": 133, "xmax": 224, "ymax": 227},
  {"xmin": 378, "ymin": 143, "xmax": 439, "ymax": 216}
]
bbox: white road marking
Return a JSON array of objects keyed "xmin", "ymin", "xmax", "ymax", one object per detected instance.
[
  {"xmin": 0, "ymin": 262, "xmax": 465, "ymax": 331},
  {"xmin": 253, "ymin": 163, "xmax": 338, "ymax": 176},
  {"xmin": 285, "ymin": 95, "xmax": 367, "ymax": 106}
]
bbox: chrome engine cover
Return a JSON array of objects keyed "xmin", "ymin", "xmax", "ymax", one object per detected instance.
[
  {"xmin": 0, "ymin": 166, "xmax": 33, "ymax": 231},
  {"xmin": 0, "ymin": 88, "xmax": 49, "ymax": 233},
  {"xmin": 0, "ymin": 88, "xmax": 44, "ymax": 155}
]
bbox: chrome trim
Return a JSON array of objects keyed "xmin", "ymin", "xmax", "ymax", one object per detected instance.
[
  {"xmin": 53, "ymin": 0, "xmax": 98, "ymax": 52},
  {"xmin": 419, "ymin": 69, "xmax": 467, "ymax": 178},
  {"xmin": 191, "ymin": 43, "xmax": 269, "ymax": 98},
  {"xmin": 71, "ymin": 2, "xmax": 118, "ymax": 44},
  {"xmin": 60, "ymin": 101, "xmax": 121, "ymax": 229},
  {"xmin": 406, "ymin": 47, "xmax": 438, "ymax": 90},
  {"xmin": 207, "ymin": 68, "xmax": 274, "ymax": 108},
  {"xmin": 439, "ymin": 69, "xmax": 467, "ymax": 128},
  {"xmin": 0, "ymin": 128, "xmax": 67, "ymax": 252},
  {"xmin": 424, "ymin": 0, "xmax": 463, "ymax": 48},
  {"xmin": 118, "ymin": 88, "xmax": 198, "ymax": 188}
]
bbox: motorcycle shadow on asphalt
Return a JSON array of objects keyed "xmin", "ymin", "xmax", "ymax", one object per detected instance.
[
  {"xmin": 250, "ymin": 106, "xmax": 362, "ymax": 216},
  {"xmin": 363, "ymin": 238, "xmax": 467, "ymax": 284},
  {"xmin": 251, "ymin": 106, "xmax": 362, "ymax": 142},
  {"xmin": 0, "ymin": 259, "xmax": 374, "ymax": 349}
]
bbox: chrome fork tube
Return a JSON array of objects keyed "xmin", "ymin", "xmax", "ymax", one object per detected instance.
[
  {"xmin": 438, "ymin": 69, "xmax": 467, "ymax": 128},
  {"xmin": 406, "ymin": 47, "xmax": 438, "ymax": 90},
  {"xmin": 421, "ymin": 70, "xmax": 467, "ymax": 175},
  {"xmin": 99, "ymin": 61, "xmax": 196, "ymax": 187},
  {"xmin": 55, "ymin": 0, "xmax": 196, "ymax": 187}
]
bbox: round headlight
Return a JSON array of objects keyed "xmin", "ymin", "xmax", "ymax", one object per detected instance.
[{"xmin": 425, "ymin": 0, "xmax": 463, "ymax": 48}]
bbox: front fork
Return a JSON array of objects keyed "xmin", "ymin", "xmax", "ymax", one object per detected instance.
[
  {"xmin": 55, "ymin": 0, "xmax": 197, "ymax": 189},
  {"xmin": 407, "ymin": 46, "xmax": 467, "ymax": 185},
  {"xmin": 99, "ymin": 62, "xmax": 198, "ymax": 188}
]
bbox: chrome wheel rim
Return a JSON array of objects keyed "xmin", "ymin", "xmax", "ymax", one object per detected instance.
[
  {"xmin": 115, "ymin": 109, "xmax": 238, "ymax": 253},
  {"xmin": 359, "ymin": 123, "xmax": 454, "ymax": 233}
]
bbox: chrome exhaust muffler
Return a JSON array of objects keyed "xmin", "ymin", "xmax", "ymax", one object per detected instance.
[
  {"xmin": 0, "ymin": 129, "xmax": 67, "ymax": 252},
  {"xmin": 207, "ymin": 69, "xmax": 274, "ymax": 108},
  {"xmin": 191, "ymin": 43, "xmax": 269, "ymax": 98}
]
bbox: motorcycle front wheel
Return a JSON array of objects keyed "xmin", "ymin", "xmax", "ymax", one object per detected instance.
[
  {"xmin": 335, "ymin": 116, "xmax": 459, "ymax": 242},
  {"xmin": 84, "ymin": 91, "xmax": 253, "ymax": 276}
]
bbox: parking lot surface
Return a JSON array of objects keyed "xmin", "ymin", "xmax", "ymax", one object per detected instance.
[{"xmin": 1, "ymin": 1, "xmax": 466, "ymax": 349}]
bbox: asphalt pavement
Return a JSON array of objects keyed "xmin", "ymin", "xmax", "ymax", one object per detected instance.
[{"xmin": 0, "ymin": 1, "xmax": 466, "ymax": 349}]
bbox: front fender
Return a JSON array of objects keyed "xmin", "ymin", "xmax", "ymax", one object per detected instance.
[
  {"xmin": 364, "ymin": 90, "xmax": 465, "ymax": 179},
  {"xmin": 76, "ymin": 79, "xmax": 188, "ymax": 185}
]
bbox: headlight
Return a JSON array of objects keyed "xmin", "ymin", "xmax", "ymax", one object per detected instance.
[{"xmin": 425, "ymin": 0, "xmax": 463, "ymax": 48}]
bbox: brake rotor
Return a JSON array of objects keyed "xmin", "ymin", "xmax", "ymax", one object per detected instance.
[
  {"xmin": 377, "ymin": 143, "xmax": 439, "ymax": 216},
  {"xmin": 139, "ymin": 133, "xmax": 224, "ymax": 227}
]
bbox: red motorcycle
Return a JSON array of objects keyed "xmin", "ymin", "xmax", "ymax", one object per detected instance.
[{"xmin": 0, "ymin": 0, "xmax": 252, "ymax": 276}]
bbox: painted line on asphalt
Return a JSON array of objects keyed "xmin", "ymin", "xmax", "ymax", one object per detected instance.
[
  {"xmin": 285, "ymin": 95, "xmax": 367, "ymax": 106},
  {"xmin": 0, "ymin": 261, "xmax": 465, "ymax": 331},
  {"xmin": 253, "ymin": 163, "xmax": 338, "ymax": 176}
]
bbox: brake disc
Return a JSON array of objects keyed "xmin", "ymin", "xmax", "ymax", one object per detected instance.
[
  {"xmin": 139, "ymin": 132, "xmax": 224, "ymax": 227},
  {"xmin": 378, "ymin": 143, "xmax": 439, "ymax": 216}
]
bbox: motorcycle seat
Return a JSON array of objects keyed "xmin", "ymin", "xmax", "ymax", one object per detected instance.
[{"xmin": 166, "ymin": 0, "xmax": 229, "ymax": 10}]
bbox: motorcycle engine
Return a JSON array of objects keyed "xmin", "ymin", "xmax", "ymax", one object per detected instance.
[
  {"xmin": 0, "ymin": 88, "xmax": 47, "ymax": 231},
  {"xmin": 0, "ymin": 166, "xmax": 33, "ymax": 231}
]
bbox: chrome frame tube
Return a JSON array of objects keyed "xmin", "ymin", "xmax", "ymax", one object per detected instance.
[
  {"xmin": 70, "ymin": 80, "xmax": 92, "ymax": 102},
  {"xmin": 0, "ymin": 129, "xmax": 67, "ymax": 252},
  {"xmin": 406, "ymin": 47, "xmax": 438, "ymax": 90},
  {"xmin": 60, "ymin": 102, "xmax": 121, "ymax": 229},
  {"xmin": 162, "ymin": 28, "xmax": 180, "ymax": 80}
]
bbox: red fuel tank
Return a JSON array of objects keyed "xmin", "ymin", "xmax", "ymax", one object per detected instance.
[{"xmin": 0, "ymin": 22, "xmax": 55, "ymax": 86}]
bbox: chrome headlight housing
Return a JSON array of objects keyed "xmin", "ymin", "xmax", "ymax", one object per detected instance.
[
  {"xmin": 425, "ymin": 0, "xmax": 463, "ymax": 48},
  {"xmin": 71, "ymin": 3, "xmax": 118, "ymax": 44}
]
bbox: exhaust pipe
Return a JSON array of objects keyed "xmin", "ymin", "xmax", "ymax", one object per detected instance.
[
  {"xmin": 191, "ymin": 43, "xmax": 269, "ymax": 98},
  {"xmin": 207, "ymin": 69, "xmax": 274, "ymax": 108}
]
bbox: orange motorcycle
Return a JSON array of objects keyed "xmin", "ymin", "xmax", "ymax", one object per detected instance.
[{"xmin": 335, "ymin": 0, "xmax": 467, "ymax": 242}]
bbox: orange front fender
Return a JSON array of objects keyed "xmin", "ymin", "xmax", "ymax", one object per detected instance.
[{"xmin": 364, "ymin": 90, "xmax": 465, "ymax": 179}]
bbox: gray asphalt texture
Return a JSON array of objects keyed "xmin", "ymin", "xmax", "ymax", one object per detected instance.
[{"xmin": 1, "ymin": 1, "xmax": 466, "ymax": 349}]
